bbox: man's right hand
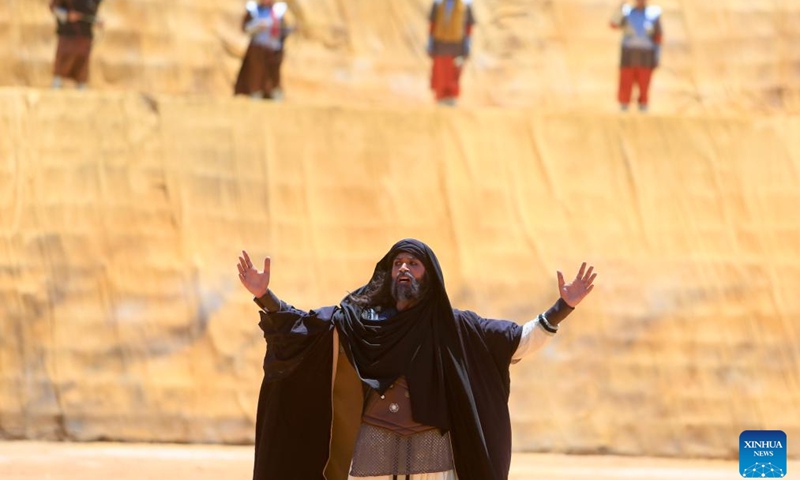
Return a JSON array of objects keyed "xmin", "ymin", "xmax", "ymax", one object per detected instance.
[
  {"xmin": 238, "ymin": 250, "xmax": 271, "ymax": 298},
  {"xmin": 67, "ymin": 10, "xmax": 82, "ymax": 22}
]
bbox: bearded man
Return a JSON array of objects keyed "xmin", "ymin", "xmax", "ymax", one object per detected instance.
[{"xmin": 237, "ymin": 239, "xmax": 596, "ymax": 480}]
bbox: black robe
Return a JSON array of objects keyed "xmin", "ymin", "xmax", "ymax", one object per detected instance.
[
  {"xmin": 253, "ymin": 304, "xmax": 522, "ymax": 480},
  {"xmin": 253, "ymin": 239, "xmax": 523, "ymax": 480}
]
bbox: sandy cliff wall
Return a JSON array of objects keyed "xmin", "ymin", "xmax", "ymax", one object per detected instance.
[
  {"xmin": 1, "ymin": 88, "xmax": 799, "ymax": 458},
  {"xmin": 1, "ymin": 1, "xmax": 799, "ymax": 112}
]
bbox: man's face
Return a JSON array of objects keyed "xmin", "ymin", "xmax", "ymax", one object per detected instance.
[
  {"xmin": 635, "ymin": 0, "xmax": 647, "ymax": 8},
  {"xmin": 259, "ymin": 0, "xmax": 275, "ymax": 6},
  {"xmin": 390, "ymin": 253, "xmax": 427, "ymax": 305}
]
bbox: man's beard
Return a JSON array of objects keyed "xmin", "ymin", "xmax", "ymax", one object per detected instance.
[{"xmin": 391, "ymin": 273, "xmax": 427, "ymax": 304}]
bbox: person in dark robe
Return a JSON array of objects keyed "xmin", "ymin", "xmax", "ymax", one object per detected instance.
[
  {"xmin": 49, "ymin": 0, "xmax": 103, "ymax": 89},
  {"xmin": 236, "ymin": 239, "xmax": 597, "ymax": 480},
  {"xmin": 234, "ymin": 0, "xmax": 292, "ymax": 101}
]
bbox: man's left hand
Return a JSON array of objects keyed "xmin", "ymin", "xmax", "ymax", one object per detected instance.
[{"xmin": 557, "ymin": 262, "xmax": 597, "ymax": 308}]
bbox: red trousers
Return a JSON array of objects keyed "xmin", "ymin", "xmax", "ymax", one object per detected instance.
[
  {"xmin": 431, "ymin": 56, "xmax": 462, "ymax": 100},
  {"xmin": 618, "ymin": 67, "xmax": 654, "ymax": 106}
]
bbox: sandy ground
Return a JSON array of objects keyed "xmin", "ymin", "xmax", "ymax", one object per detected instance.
[{"xmin": 2, "ymin": 441, "xmax": 796, "ymax": 479}]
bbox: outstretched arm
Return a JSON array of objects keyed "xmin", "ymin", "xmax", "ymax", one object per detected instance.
[
  {"xmin": 513, "ymin": 262, "xmax": 597, "ymax": 361},
  {"xmin": 533, "ymin": 261, "xmax": 597, "ymax": 332},
  {"xmin": 237, "ymin": 250, "xmax": 282, "ymax": 312},
  {"xmin": 557, "ymin": 262, "xmax": 596, "ymax": 310}
]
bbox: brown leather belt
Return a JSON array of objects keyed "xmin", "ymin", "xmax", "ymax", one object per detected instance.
[{"xmin": 361, "ymin": 376, "xmax": 436, "ymax": 437}]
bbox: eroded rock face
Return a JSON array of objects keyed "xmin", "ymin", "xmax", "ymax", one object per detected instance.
[
  {"xmin": 3, "ymin": 1, "xmax": 800, "ymax": 112},
  {"xmin": 1, "ymin": 88, "xmax": 799, "ymax": 458}
]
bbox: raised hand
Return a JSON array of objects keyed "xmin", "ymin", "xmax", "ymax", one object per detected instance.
[
  {"xmin": 237, "ymin": 250, "xmax": 271, "ymax": 298},
  {"xmin": 557, "ymin": 262, "xmax": 597, "ymax": 308}
]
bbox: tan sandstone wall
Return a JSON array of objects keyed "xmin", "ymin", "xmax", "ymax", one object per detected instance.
[
  {"xmin": 1, "ymin": 87, "xmax": 799, "ymax": 459},
  {"xmin": 1, "ymin": 0, "xmax": 799, "ymax": 113}
]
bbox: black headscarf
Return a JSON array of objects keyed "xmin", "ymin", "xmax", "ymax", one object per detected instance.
[{"xmin": 334, "ymin": 238, "xmax": 500, "ymax": 479}]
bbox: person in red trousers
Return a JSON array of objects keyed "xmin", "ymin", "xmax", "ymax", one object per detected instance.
[{"xmin": 610, "ymin": 0, "xmax": 663, "ymax": 112}]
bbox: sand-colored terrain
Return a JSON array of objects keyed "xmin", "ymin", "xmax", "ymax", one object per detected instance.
[{"xmin": 6, "ymin": 441, "xmax": 793, "ymax": 480}]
